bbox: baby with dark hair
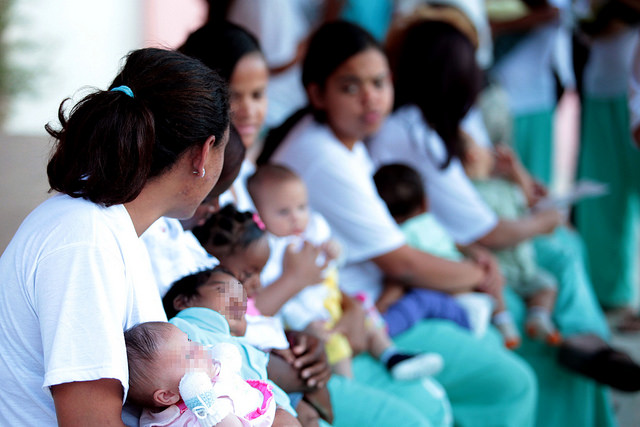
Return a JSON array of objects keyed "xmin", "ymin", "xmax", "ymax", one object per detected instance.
[{"xmin": 374, "ymin": 163, "xmax": 522, "ymax": 348}]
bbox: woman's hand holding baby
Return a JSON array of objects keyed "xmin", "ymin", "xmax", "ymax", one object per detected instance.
[
  {"xmin": 285, "ymin": 330, "xmax": 332, "ymax": 389},
  {"xmin": 466, "ymin": 245, "xmax": 505, "ymax": 296}
]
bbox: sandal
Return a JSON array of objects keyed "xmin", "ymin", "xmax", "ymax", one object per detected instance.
[{"xmin": 557, "ymin": 335, "xmax": 640, "ymax": 392}]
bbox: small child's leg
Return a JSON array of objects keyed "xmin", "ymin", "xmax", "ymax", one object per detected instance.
[
  {"xmin": 492, "ymin": 292, "xmax": 521, "ymax": 349},
  {"xmin": 493, "ymin": 310, "xmax": 521, "ymax": 350},
  {"xmin": 367, "ymin": 321, "xmax": 444, "ymax": 380},
  {"xmin": 525, "ymin": 289, "xmax": 562, "ymax": 345},
  {"xmin": 331, "ymin": 357, "xmax": 354, "ymax": 378}
]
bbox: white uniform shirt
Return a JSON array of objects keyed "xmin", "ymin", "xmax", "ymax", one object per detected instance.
[
  {"xmin": 142, "ymin": 217, "xmax": 218, "ymax": 297},
  {"xmin": 584, "ymin": 28, "xmax": 639, "ymax": 98},
  {"xmin": 491, "ymin": 24, "xmax": 559, "ymax": 114},
  {"xmin": 271, "ymin": 115, "xmax": 405, "ymax": 302},
  {"xmin": 367, "ymin": 105, "xmax": 498, "ymax": 245},
  {"xmin": 0, "ymin": 195, "xmax": 166, "ymax": 426}
]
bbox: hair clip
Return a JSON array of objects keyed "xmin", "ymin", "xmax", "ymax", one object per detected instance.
[
  {"xmin": 110, "ymin": 85, "xmax": 134, "ymax": 98},
  {"xmin": 252, "ymin": 212, "xmax": 266, "ymax": 231}
]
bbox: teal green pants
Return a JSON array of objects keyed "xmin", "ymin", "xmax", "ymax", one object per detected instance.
[
  {"xmin": 350, "ymin": 320, "xmax": 537, "ymax": 427},
  {"xmin": 506, "ymin": 226, "xmax": 616, "ymax": 427},
  {"xmin": 576, "ymin": 95, "xmax": 640, "ymax": 308},
  {"xmin": 513, "ymin": 110, "xmax": 554, "ymax": 186},
  {"xmin": 327, "ymin": 373, "xmax": 441, "ymax": 426}
]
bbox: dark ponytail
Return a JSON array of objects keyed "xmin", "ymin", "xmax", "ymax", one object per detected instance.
[
  {"xmin": 392, "ymin": 20, "xmax": 482, "ymax": 169},
  {"xmin": 46, "ymin": 48, "xmax": 229, "ymax": 206}
]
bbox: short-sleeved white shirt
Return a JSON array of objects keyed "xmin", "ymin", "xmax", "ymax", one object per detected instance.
[
  {"xmin": 142, "ymin": 217, "xmax": 218, "ymax": 297},
  {"xmin": 367, "ymin": 105, "xmax": 498, "ymax": 245},
  {"xmin": 271, "ymin": 115, "xmax": 405, "ymax": 302},
  {"xmin": 491, "ymin": 24, "xmax": 559, "ymax": 114},
  {"xmin": 0, "ymin": 194, "xmax": 166, "ymax": 426},
  {"xmin": 584, "ymin": 27, "xmax": 639, "ymax": 98}
]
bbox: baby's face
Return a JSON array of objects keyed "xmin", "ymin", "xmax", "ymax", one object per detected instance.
[
  {"xmin": 195, "ymin": 271, "xmax": 248, "ymax": 336},
  {"xmin": 155, "ymin": 324, "xmax": 218, "ymax": 400},
  {"xmin": 256, "ymin": 178, "xmax": 310, "ymax": 237},
  {"xmin": 222, "ymin": 236, "xmax": 270, "ymax": 299}
]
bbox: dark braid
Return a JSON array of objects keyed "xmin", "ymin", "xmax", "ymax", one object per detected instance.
[{"xmin": 192, "ymin": 204, "xmax": 265, "ymax": 259}]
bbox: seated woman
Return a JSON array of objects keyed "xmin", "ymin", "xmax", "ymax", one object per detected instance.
[
  {"xmin": 163, "ymin": 265, "xmax": 444, "ymax": 426},
  {"xmin": 259, "ymin": 19, "xmax": 537, "ymax": 427},
  {"xmin": 0, "ymin": 48, "xmax": 230, "ymax": 425},
  {"xmin": 367, "ymin": 6, "xmax": 638, "ymax": 425}
]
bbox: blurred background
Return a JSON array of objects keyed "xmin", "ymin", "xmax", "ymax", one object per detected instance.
[
  {"xmin": 0, "ymin": 0, "xmax": 208, "ymax": 251},
  {"xmin": 0, "ymin": 1, "xmax": 638, "ymax": 424}
]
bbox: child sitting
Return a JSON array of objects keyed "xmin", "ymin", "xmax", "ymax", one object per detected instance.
[
  {"xmin": 245, "ymin": 163, "xmax": 443, "ymax": 380},
  {"xmin": 193, "ymin": 204, "xmax": 333, "ymax": 425},
  {"xmin": 124, "ymin": 320, "xmax": 275, "ymax": 426},
  {"xmin": 373, "ymin": 163, "xmax": 498, "ymax": 341},
  {"xmin": 161, "ymin": 266, "xmax": 300, "ymax": 425},
  {"xmin": 462, "ymin": 138, "xmax": 563, "ymax": 345}
]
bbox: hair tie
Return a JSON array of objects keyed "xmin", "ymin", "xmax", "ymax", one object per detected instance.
[
  {"xmin": 110, "ymin": 85, "xmax": 134, "ymax": 98},
  {"xmin": 252, "ymin": 213, "xmax": 266, "ymax": 231}
]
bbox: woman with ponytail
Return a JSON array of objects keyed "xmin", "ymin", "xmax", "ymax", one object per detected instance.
[{"xmin": 0, "ymin": 48, "xmax": 230, "ymax": 426}]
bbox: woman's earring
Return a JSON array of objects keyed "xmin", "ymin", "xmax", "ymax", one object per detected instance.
[
  {"xmin": 192, "ymin": 168, "xmax": 205, "ymax": 178},
  {"xmin": 201, "ymin": 168, "xmax": 206, "ymax": 178}
]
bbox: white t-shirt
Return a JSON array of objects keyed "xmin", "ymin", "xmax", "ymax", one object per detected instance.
[
  {"xmin": 367, "ymin": 105, "xmax": 498, "ymax": 245},
  {"xmin": 584, "ymin": 27, "xmax": 639, "ymax": 98},
  {"xmin": 271, "ymin": 115, "xmax": 405, "ymax": 302},
  {"xmin": 219, "ymin": 159, "xmax": 256, "ymax": 212},
  {"xmin": 142, "ymin": 217, "xmax": 218, "ymax": 297},
  {"xmin": 491, "ymin": 24, "xmax": 559, "ymax": 114},
  {"xmin": 0, "ymin": 194, "xmax": 166, "ymax": 426},
  {"xmin": 261, "ymin": 211, "xmax": 336, "ymax": 330}
]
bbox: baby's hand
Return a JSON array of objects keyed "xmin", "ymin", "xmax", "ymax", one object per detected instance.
[
  {"xmin": 321, "ymin": 239, "xmax": 341, "ymax": 262},
  {"xmin": 282, "ymin": 241, "xmax": 327, "ymax": 290}
]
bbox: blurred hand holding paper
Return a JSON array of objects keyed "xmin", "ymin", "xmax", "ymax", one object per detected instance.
[{"xmin": 533, "ymin": 180, "xmax": 609, "ymax": 211}]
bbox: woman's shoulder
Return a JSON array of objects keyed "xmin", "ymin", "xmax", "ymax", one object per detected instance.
[
  {"xmin": 368, "ymin": 105, "xmax": 444, "ymax": 165},
  {"xmin": 274, "ymin": 115, "xmax": 347, "ymax": 166},
  {"xmin": 6, "ymin": 195, "xmax": 131, "ymax": 258}
]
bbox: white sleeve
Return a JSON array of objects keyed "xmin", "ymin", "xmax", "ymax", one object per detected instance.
[
  {"xmin": 305, "ymin": 159, "xmax": 405, "ymax": 264},
  {"xmin": 426, "ymin": 158, "xmax": 499, "ymax": 245},
  {"xmin": 36, "ymin": 243, "xmax": 129, "ymax": 397},
  {"xmin": 370, "ymin": 111, "xmax": 497, "ymax": 245},
  {"xmin": 462, "ymin": 106, "xmax": 493, "ymax": 148}
]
